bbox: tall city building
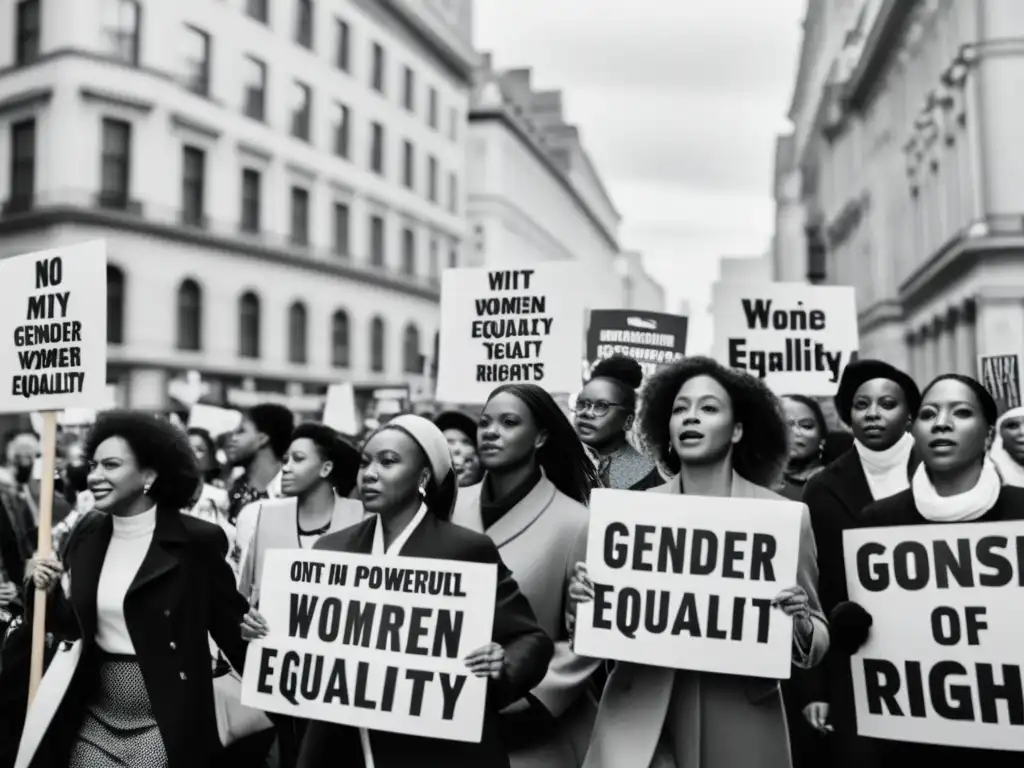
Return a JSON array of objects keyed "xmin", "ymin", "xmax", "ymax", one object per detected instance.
[
  {"xmin": 781, "ymin": 0, "xmax": 1024, "ymax": 379},
  {"xmin": 0, "ymin": 0, "xmax": 475, "ymax": 416},
  {"xmin": 465, "ymin": 54, "xmax": 645, "ymax": 313}
]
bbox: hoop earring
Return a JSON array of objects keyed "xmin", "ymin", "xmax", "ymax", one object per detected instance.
[{"xmin": 143, "ymin": 482, "xmax": 153, "ymax": 495}]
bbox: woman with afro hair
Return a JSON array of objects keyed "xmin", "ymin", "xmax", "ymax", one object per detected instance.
[
  {"xmin": 574, "ymin": 355, "xmax": 661, "ymax": 491},
  {"xmin": 20, "ymin": 411, "xmax": 251, "ymax": 768},
  {"xmin": 569, "ymin": 357, "xmax": 829, "ymax": 768}
]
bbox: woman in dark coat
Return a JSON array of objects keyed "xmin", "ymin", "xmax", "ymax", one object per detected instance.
[
  {"xmin": 245, "ymin": 414, "xmax": 554, "ymax": 768},
  {"xmin": 22, "ymin": 411, "xmax": 250, "ymax": 768},
  {"xmin": 795, "ymin": 359, "xmax": 921, "ymax": 766},
  {"xmin": 831, "ymin": 374, "xmax": 1024, "ymax": 766}
]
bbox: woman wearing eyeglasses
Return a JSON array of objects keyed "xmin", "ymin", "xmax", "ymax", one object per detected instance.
[{"xmin": 575, "ymin": 356, "xmax": 661, "ymax": 491}]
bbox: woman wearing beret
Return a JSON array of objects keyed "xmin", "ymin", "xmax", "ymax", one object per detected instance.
[
  {"xmin": 830, "ymin": 374, "xmax": 1024, "ymax": 766},
  {"xmin": 797, "ymin": 359, "xmax": 921, "ymax": 766}
]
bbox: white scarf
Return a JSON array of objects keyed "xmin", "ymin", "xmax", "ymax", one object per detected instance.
[
  {"xmin": 854, "ymin": 432, "xmax": 915, "ymax": 501},
  {"xmin": 912, "ymin": 457, "xmax": 1002, "ymax": 523},
  {"xmin": 989, "ymin": 407, "xmax": 1024, "ymax": 488}
]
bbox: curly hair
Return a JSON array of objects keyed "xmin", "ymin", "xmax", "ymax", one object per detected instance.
[
  {"xmin": 290, "ymin": 422, "xmax": 360, "ymax": 497},
  {"xmin": 488, "ymin": 383, "xmax": 600, "ymax": 504},
  {"xmin": 85, "ymin": 411, "xmax": 201, "ymax": 510},
  {"xmin": 638, "ymin": 356, "xmax": 789, "ymax": 488}
]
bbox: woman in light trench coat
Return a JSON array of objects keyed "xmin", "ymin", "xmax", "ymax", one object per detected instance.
[
  {"xmin": 570, "ymin": 358, "xmax": 829, "ymax": 768},
  {"xmin": 452, "ymin": 383, "xmax": 603, "ymax": 768}
]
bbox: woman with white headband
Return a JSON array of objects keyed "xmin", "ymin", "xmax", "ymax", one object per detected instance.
[
  {"xmin": 989, "ymin": 405, "xmax": 1024, "ymax": 486},
  {"xmin": 241, "ymin": 414, "xmax": 553, "ymax": 767}
]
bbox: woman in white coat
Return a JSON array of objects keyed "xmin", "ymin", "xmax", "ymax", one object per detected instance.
[{"xmin": 452, "ymin": 383, "xmax": 602, "ymax": 768}]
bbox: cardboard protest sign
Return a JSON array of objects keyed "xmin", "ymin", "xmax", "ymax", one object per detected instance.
[
  {"xmin": 573, "ymin": 489, "xmax": 802, "ymax": 679},
  {"xmin": 436, "ymin": 265, "xmax": 584, "ymax": 403},
  {"xmin": 978, "ymin": 354, "xmax": 1021, "ymax": 416},
  {"xmin": 585, "ymin": 310, "xmax": 688, "ymax": 380},
  {"xmin": 241, "ymin": 549, "xmax": 497, "ymax": 742},
  {"xmin": 711, "ymin": 282, "xmax": 858, "ymax": 396},
  {"xmin": 844, "ymin": 522, "xmax": 1024, "ymax": 750},
  {"xmin": 322, "ymin": 383, "xmax": 359, "ymax": 435},
  {"xmin": 0, "ymin": 241, "xmax": 107, "ymax": 413}
]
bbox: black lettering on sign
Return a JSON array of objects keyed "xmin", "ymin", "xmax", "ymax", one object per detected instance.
[
  {"xmin": 856, "ymin": 536, "xmax": 1024, "ymax": 591},
  {"xmin": 15, "ymin": 255, "xmax": 88, "ymax": 400},
  {"xmin": 861, "ymin": 658, "xmax": 1024, "ymax": 726},
  {"xmin": 471, "ymin": 269, "xmax": 553, "ymax": 384}
]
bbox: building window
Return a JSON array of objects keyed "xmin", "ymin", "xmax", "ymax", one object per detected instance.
[
  {"xmin": 295, "ymin": 0, "xmax": 313, "ymax": 49},
  {"xmin": 182, "ymin": 25, "xmax": 210, "ymax": 96},
  {"xmin": 102, "ymin": 0, "xmax": 141, "ymax": 66},
  {"xmin": 401, "ymin": 228, "xmax": 415, "ymax": 276},
  {"xmin": 369, "ymin": 215, "xmax": 385, "ymax": 267},
  {"xmin": 246, "ymin": 0, "xmax": 268, "ymax": 23},
  {"xmin": 448, "ymin": 243, "xmax": 458, "ymax": 268},
  {"xmin": 371, "ymin": 43, "xmax": 385, "ymax": 93},
  {"xmin": 107, "ymin": 265, "xmax": 125, "ymax": 344},
  {"xmin": 428, "ymin": 87, "xmax": 438, "ymax": 129},
  {"xmin": 447, "ymin": 172, "xmax": 457, "ymax": 214},
  {"xmin": 288, "ymin": 301, "xmax": 308, "ymax": 364},
  {"xmin": 332, "ymin": 102, "xmax": 350, "ymax": 158},
  {"xmin": 402, "ymin": 66, "xmax": 415, "ymax": 112},
  {"xmin": 331, "ymin": 310, "xmax": 349, "ymax": 367},
  {"xmin": 291, "ymin": 80, "xmax": 312, "ymax": 141},
  {"xmin": 238, "ymin": 291, "xmax": 260, "ymax": 358},
  {"xmin": 15, "ymin": 0, "xmax": 41, "ymax": 66},
  {"xmin": 370, "ymin": 316, "xmax": 386, "ymax": 373},
  {"xmin": 429, "ymin": 237, "xmax": 439, "ymax": 280},
  {"xmin": 335, "ymin": 18, "xmax": 350, "ymax": 71},
  {"xmin": 402, "ymin": 140, "xmax": 414, "ymax": 189},
  {"xmin": 333, "ymin": 202, "xmax": 349, "ymax": 256},
  {"xmin": 176, "ymin": 279, "xmax": 202, "ymax": 351},
  {"xmin": 427, "ymin": 156, "xmax": 438, "ymax": 203},
  {"xmin": 99, "ymin": 118, "xmax": 131, "ymax": 209},
  {"xmin": 243, "ymin": 55, "xmax": 266, "ymax": 121},
  {"xmin": 370, "ymin": 121, "xmax": 384, "ymax": 175},
  {"xmin": 8, "ymin": 119, "xmax": 36, "ymax": 210},
  {"xmin": 403, "ymin": 323, "xmax": 421, "ymax": 373},
  {"xmin": 181, "ymin": 145, "xmax": 205, "ymax": 227},
  {"xmin": 240, "ymin": 168, "xmax": 260, "ymax": 233},
  {"xmin": 448, "ymin": 107, "xmax": 459, "ymax": 141},
  {"xmin": 290, "ymin": 186, "xmax": 310, "ymax": 246}
]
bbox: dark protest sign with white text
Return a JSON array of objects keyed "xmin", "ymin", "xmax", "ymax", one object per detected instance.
[
  {"xmin": 573, "ymin": 489, "xmax": 802, "ymax": 680},
  {"xmin": 585, "ymin": 309, "xmax": 688, "ymax": 382},
  {"xmin": 240, "ymin": 549, "xmax": 497, "ymax": 742},
  {"xmin": 844, "ymin": 522, "xmax": 1024, "ymax": 750},
  {"xmin": 711, "ymin": 282, "xmax": 859, "ymax": 396}
]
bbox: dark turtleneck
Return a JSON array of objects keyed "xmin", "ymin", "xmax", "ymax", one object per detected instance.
[{"xmin": 479, "ymin": 465, "xmax": 542, "ymax": 530}]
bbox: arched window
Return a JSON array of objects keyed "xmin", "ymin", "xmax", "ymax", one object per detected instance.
[
  {"xmin": 403, "ymin": 322, "xmax": 421, "ymax": 373},
  {"xmin": 331, "ymin": 310, "xmax": 350, "ymax": 368},
  {"xmin": 107, "ymin": 265, "xmax": 125, "ymax": 344},
  {"xmin": 370, "ymin": 316, "xmax": 385, "ymax": 373},
  {"xmin": 238, "ymin": 291, "xmax": 261, "ymax": 358},
  {"xmin": 288, "ymin": 301, "xmax": 307, "ymax": 364},
  {"xmin": 176, "ymin": 278, "xmax": 202, "ymax": 351}
]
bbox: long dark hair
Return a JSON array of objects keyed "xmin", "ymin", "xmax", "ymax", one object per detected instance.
[{"xmin": 488, "ymin": 383, "xmax": 599, "ymax": 504}]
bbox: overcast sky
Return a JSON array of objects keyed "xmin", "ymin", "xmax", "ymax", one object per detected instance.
[{"xmin": 474, "ymin": 0, "xmax": 806, "ymax": 353}]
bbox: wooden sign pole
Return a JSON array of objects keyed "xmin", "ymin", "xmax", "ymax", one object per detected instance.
[{"xmin": 27, "ymin": 410, "xmax": 59, "ymax": 704}]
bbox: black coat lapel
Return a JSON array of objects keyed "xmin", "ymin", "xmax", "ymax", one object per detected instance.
[
  {"xmin": 69, "ymin": 514, "xmax": 113, "ymax": 640},
  {"xmin": 398, "ymin": 514, "xmax": 442, "ymax": 559},
  {"xmin": 830, "ymin": 450, "xmax": 874, "ymax": 518},
  {"xmin": 127, "ymin": 508, "xmax": 187, "ymax": 597}
]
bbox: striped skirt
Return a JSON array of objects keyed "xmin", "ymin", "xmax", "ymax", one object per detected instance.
[{"xmin": 68, "ymin": 654, "xmax": 168, "ymax": 768}]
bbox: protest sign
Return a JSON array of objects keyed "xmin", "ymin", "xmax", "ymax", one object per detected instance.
[
  {"xmin": 978, "ymin": 354, "xmax": 1021, "ymax": 416},
  {"xmin": 241, "ymin": 549, "xmax": 497, "ymax": 742},
  {"xmin": 844, "ymin": 522, "xmax": 1024, "ymax": 750},
  {"xmin": 0, "ymin": 241, "xmax": 107, "ymax": 413},
  {"xmin": 711, "ymin": 282, "xmax": 858, "ymax": 396},
  {"xmin": 585, "ymin": 309, "xmax": 688, "ymax": 380},
  {"xmin": 322, "ymin": 383, "xmax": 359, "ymax": 435},
  {"xmin": 436, "ymin": 265, "xmax": 584, "ymax": 403},
  {"xmin": 573, "ymin": 489, "xmax": 802, "ymax": 679}
]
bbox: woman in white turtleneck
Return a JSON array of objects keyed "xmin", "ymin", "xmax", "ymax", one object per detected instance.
[
  {"xmin": 24, "ymin": 411, "xmax": 250, "ymax": 768},
  {"xmin": 795, "ymin": 359, "xmax": 921, "ymax": 768},
  {"xmin": 989, "ymin": 405, "xmax": 1024, "ymax": 487}
]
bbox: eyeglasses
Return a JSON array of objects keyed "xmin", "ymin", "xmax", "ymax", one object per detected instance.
[{"xmin": 574, "ymin": 399, "xmax": 625, "ymax": 417}]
